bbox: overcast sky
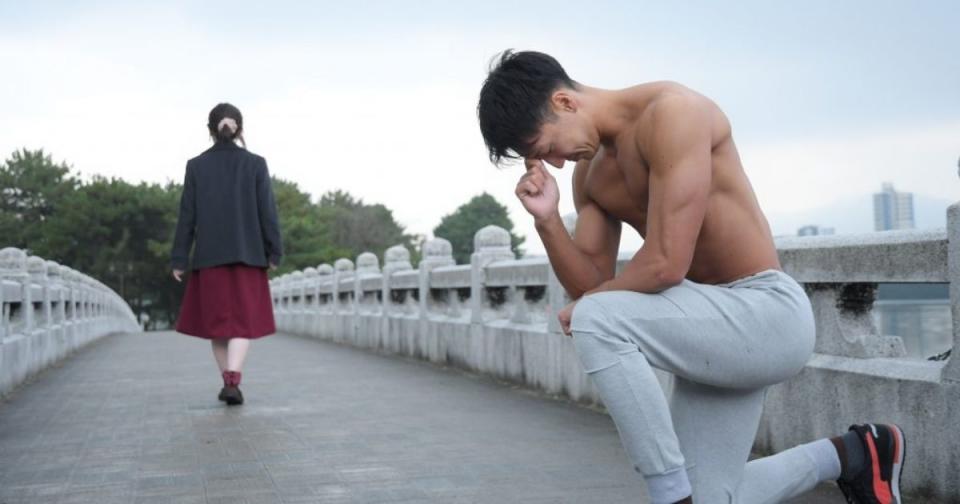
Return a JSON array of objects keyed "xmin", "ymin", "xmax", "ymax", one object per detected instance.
[{"xmin": 1, "ymin": 1, "xmax": 958, "ymax": 256}]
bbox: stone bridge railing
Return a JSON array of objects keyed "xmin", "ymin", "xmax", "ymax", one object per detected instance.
[
  {"xmin": 271, "ymin": 204, "xmax": 960, "ymax": 499},
  {"xmin": 1, "ymin": 247, "xmax": 140, "ymax": 398}
]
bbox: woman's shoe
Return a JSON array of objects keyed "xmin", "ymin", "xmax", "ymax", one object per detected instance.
[
  {"xmin": 221, "ymin": 385, "xmax": 244, "ymax": 405},
  {"xmin": 221, "ymin": 370, "xmax": 244, "ymax": 406}
]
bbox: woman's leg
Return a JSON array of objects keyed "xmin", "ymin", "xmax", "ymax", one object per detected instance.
[
  {"xmin": 211, "ymin": 339, "xmax": 228, "ymax": 372},
  {"xmin": 227, "ymin": 337, "xmax": 251, "ymax": 372}
]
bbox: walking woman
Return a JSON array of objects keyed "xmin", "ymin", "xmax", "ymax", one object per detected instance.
[{"xmin": 170, "ymin": 102, "xmax": 283, "ymax": 406}]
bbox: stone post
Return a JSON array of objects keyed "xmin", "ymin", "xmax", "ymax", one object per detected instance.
[
  {"xmin": 0, "ymin": 248, "xmax": 30, "ymax": 334},
  {"xmin": 302, "ymin": 267, "xmax": 319, "ymax": 336},
  {"xmin": 27, "ymin": 256, "xmax": 50, "ymax": 330},
  {"xmin": 384, "ymin": 245, "xmax": 414, "ymax": 316},
  {"xmin": 334, "ymin": 258, "xmax": 355, "ymax": 314},
  {"xmin": 356, "ymin": 252, "xmax": 380, "ymax": 312},
  {"xmin": 289, "ymin": 271, "xmax": 304, "ymax": 335},
  {"xmin": 470, "ymin": 226, "xmax": 517, "ymax": 324},
  {"xmin": 418, "ymin": 239, "xmax": 454, "ymax": 317},
  {"xmin": 356, "ymin": 252, "xmax": 380, "ymax": 348},
  {"xmin": 334, "ymin": 258, "xmax": 355, "ymax": 344},
  {"xmin": 945, "ymin": 201, "xmax": 960, "ymax": 383},
  {"xmin": 317, "ymin": 264, "xmax": 334, "ymax": 312}
]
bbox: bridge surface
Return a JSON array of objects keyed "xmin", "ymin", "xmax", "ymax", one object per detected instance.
[{"xmin": 0, "ymin": 331, "xmax": 841, "ymax": 504}]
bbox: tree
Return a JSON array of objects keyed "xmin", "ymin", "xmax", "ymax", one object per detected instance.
[
  {"xmin": 0, "ymin": 149, "xmax": 80, "ymax": 251},
  {"xmin": 37, "ymin": 175, "xmax": 176, "ymax": 328},
  {"xmin": 1, "ymin": 147, "xmax": 423, "ymax": 328},
  {"xmin": 315, "ymin": 189, "xmax": 421, "ymax": 266},
  {"xmin": 432, "ymin": 192, "xmax": 524, "ymax": 264},
  {"xmin": 271, "ymin": 179, "xmax": 337, "ymax": 274}
]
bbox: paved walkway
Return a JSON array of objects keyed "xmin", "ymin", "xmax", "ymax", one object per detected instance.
[{"xmin": 0, "ymin": 331, "xmax": 844, "ymax": 503}]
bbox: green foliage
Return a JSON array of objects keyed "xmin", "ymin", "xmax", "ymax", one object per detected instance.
[
  {"xmin": 0, "ymin": 149, "xmax": 80, "ymax": 251},
  {"xmin": 1, "ymin": 148, "xmax": 420, "ymax": 329},
  {"xmin": 314, "ymin": 190, "xmax": 421, "ymax": 267},
  {"xmin": 432, "ymin": 192, "xmax": 524, "ymax": 264}
]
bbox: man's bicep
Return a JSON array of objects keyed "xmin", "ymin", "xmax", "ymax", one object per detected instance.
[
  {"xmin": 572, "ymin": 201, "xmax": 621, "ymax": 281},
  {"xmin": 641, "ymin": 97, "xmax": 713, "ymax": 281}
]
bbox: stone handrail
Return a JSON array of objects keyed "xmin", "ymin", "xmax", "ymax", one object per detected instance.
[
  {"xmin": 271, "ymin": 204, "xmax": 960, "ymax": 499},
  {"xmin": 0, "ymin": 247, "xmax": 140, "ymax": 397}
]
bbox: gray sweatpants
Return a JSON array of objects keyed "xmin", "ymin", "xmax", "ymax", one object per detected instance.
[{"xmin": 570, "ymin": 269, "xmax": 819, "ymax": 503}]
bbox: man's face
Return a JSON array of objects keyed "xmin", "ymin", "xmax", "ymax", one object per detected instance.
[{"xmin": 524, "ymin": 109, "xmax": 596, "ymax": 169}]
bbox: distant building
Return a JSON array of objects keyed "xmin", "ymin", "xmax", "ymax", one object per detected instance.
[
  {"xmin": 797, "ymin": 225, "xmax": 835, "ymax": 236},
  {"xmin": 873, "ymin": 182, "xmax": 914, "ymax": 231}
]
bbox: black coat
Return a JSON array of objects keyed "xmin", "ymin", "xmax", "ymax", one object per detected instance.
[{"xmin": 170, "ymin": 140, "xmax": 283, "ymax": 271}]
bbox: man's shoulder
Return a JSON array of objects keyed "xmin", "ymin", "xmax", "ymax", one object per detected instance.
[
  {"xmin": 632, "ymin": 85, "xmax": 720, "ymax": 156},
  {"xmin": 640, "ymin": 84, "xmax": 713, "ymax": 129}
]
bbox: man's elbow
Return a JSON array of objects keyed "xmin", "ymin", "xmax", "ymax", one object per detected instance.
[
  {"xmin": 564, "ymin": 283, "xmax": 592, "ymax": 301},
  {"xmin": 654, "ymin": 263, "xmax": 687, "ymax": 291}
]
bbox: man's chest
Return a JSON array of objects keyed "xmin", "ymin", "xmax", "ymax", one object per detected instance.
[{"xmin": 582, "ymin": 149, "xmax": 651, "ymax": 234}]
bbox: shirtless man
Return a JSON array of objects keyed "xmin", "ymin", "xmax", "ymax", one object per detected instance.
[{"xmin": 477, "ymin": 50, "xmax": 905, "ymax": 504}]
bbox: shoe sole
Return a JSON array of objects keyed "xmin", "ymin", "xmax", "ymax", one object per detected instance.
[{"xmin": 888, "ymin": 423, "xmax": 905, "ymax": 504}]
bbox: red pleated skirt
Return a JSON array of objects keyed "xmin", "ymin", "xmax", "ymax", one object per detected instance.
[{"xmin": 175, "ymin": 262, "xmax": 276, "ymax": 339}]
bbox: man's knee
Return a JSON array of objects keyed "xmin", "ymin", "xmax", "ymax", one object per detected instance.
[
  {"xmin": 570, "ymin": 294, "xmax": 612, "ymax": 334},
  {"xmin": 570, "ymin": 295, "xmax": 637, "ymax": 373}
]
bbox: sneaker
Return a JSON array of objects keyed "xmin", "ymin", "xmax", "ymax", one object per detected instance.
[
  {"xmin": 218, "ymin": 387, "xmax": 228, "ymax": 401},
  {"xmin": 837, "ymin": 423, "xmax": 905, "ymax": 504}
]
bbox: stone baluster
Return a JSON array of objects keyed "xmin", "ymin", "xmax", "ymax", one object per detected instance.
[
  {"xmin": 1, "ymin": 248, "xmax": 30, "ymax": 334},
  {"xmin": 316, "ymin": 264, "xmax": 334, "ymax": 312},
  {"xmin": 384, "ymin": 245, "xmax": 413, "ymax": 316},
  {"xmin": 356, "ymin": 252, "xmax": 380, "ymax": 313},
  {"xmin": 418, "ymin": 239, "xmax": 455, "ymax": 317},
  {"xmin": 470, "ymin": 226, "xmax": 517, "ymax": 324},
  {"xmin": 945, "ymin": 201, "xmax": 960, "ymax": 383},
  {"xmin": 334, "ymin": 258, "xmax": 355, "ymax": 315},
  {"xmin": 27, "ymin": 256, "xmax": 50, "ymax": 331}
]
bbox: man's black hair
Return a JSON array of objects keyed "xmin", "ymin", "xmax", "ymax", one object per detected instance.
[{"xmin": 477, "ymin": 50, "xmax": 576, "ymax": 165}]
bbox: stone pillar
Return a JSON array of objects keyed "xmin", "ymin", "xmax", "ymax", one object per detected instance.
[
  {"xmin": 315, "ymin": 264, "xmax": 334, "ymax": 340},
  {"xmin": 384, "ymin": 245, "xmax": 413, "ymax": 316},
  {"xmin": 334, "ymin": 258, "xmax": 355, "ymax": 314},
  {"xmin": 356, "ymin": 252, "xmax": 380, "ymax": 348},
  {"xmin": 470, "ymin": 226, "xmax": 517, "ymax": 324},
  {"xmin": 78, "ymin": 273, "xmax": 89, "ymax": 324},
  {"xmin": 379, "ymin": 246, "xmax": 410, "ymax": 351},
  {"xmin": 45, "ymin": 261, "xmax": 66, "ymax": 359},
  {"xmin": 546, "ymin": 213, "xmax": 577, "ymax": 334},
  {"xmin": 418, "ymin": 239, "xmax": 455, "ymax": 317},
  {"xmin": 356, "ymin": 252, "xmax": 380, "ymax": 312},
  {"xmin": 945, "ymin": 202, "xmax": 960, "ymax": 383},
  {"xmin": 27, "ymin": 256, "xmax": 50, "ymax": 330},
  {"xmin": 316, "ymin": 264, "xmax": 334, "ymax": 312},
  {"xmin": 0, "ymin": 248, "xmax": 30, "ymax": 334},
  {"xmin": 61, "ymin": 267, "xmax": 76, "ymax": 348},
  {"xmin": 302, "ymin": 267, "xmax": 319, "ymax": 336},
  {"xmin": 272, "ymin": 274, "xmax": 283, "ymax": 330},
  {"xmin": 334, "ymin": 258, "xmax": 355, "ymax": 344}
]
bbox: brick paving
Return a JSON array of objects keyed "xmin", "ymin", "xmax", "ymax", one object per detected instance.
[{"xmin": 0, "ymin": 331, "xmax": 844, "ymax": 503}]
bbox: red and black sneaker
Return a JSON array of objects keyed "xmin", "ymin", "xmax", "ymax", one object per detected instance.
[{"xmin": 837, "ymin": 423, "xmax": 905, "ymax": 504}]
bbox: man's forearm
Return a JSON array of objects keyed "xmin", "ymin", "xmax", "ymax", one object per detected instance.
[
  {"xmin": 585, "ymin": 247, "xmax": 677, "ymax": 295},
  {"xmin": 535, "ymin": 213, "xmax": 606, "ymax": 299}
]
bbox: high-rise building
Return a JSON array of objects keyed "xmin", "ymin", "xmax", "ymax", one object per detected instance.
[
  {"xmin": 797, "ymin": 225, "xmax": 835, "ymax": 236},
  {"xmin": 873, "ymin": 182, "xmax": 914, "ymax": 231}
]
